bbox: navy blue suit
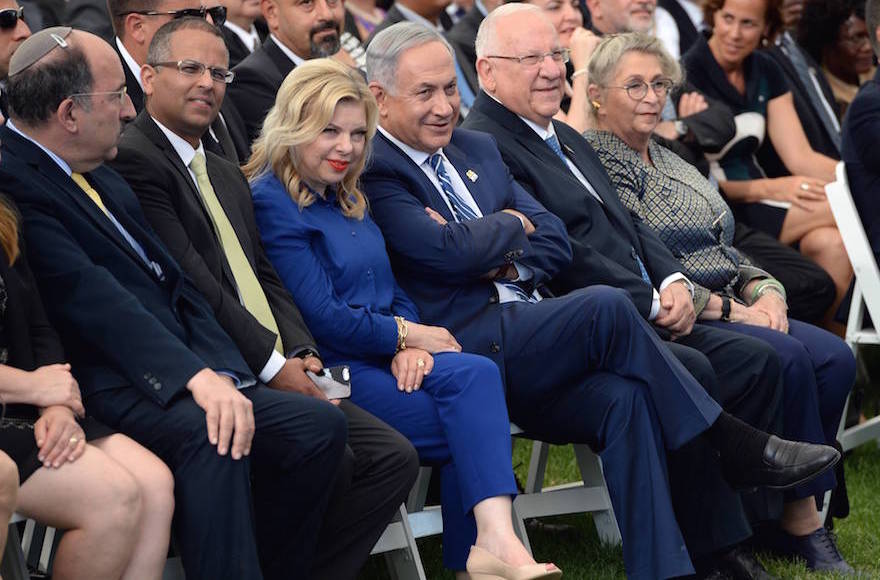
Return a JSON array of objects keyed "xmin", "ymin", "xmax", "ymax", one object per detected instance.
[
  {"xmin": 842, "ymin": 68, "xmax": 880, "ymax": 262},
  {"xmin": 363, "ymin": 128, "xmax": 727, "ymax": 579},
  {"xmin": 0, "ymin": 125, "xmax": 348, "ymax": 580}
]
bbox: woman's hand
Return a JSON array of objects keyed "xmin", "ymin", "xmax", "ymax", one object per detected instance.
[
  {"xmin": 767, "ymin": 176, "xmax": 828, "ymax": 211},
  {"xmin": 29, "ymin": 364, "xmax": 85, "ymax": 417},
  {"xmin": 729, "ymin": 301, "xmax": 771, "ymax": 328},
  {"xmin": 406, "ymin": 322, "xmax": 462, "ymax": 353},
  {"xmin": 569, "ymin": 27, "xmax": 601, "ymax": 71},
  {"xmin": 677, "ymin": 92, "xmax": 708, "ymax": 119},
  {"xmin": 751, "ymin": 292, "xmax": 789, "ymax": 333},
  {"xmin": 391, "ymin": 349, "xmax": 434, "ymax": 393},
  {"xmin": 34, "ymin": 405, "xmax": 86, "ymax": 468}
]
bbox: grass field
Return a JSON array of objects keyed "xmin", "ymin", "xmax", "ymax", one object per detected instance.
[{"xmin": 362, "ymin": 439, "xmax": 880, "ymax": 579}]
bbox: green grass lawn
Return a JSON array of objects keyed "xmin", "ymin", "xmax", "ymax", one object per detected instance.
[{"xmin": 361, "ymin": 440, "xmax": 880, "ymax": 579}]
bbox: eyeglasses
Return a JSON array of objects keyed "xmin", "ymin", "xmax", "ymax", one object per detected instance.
[
  {"xmin": 840, "ymin": 32, "xmax": 871, "ymax": 47},
  {"xmin": 150, "ymin": 59, "xmax": 235, "ymax": 84},
  {"xmin": 607, "ymin": 79, "xmax": 674, "ymax": 100},
  {"xmin": 485, "ymin": 48, "xmax": 570, "ymax": 67},
  {"xmin": 115, "ymin": 5, "xmax": 227, "ymax": 26},
  {"xmin": 68, "ymin": 86, "xmax": 129, "ymax": 105},
  {"xmin": 0, "ymin": 6, "xmax": 24, "ymax": 30}
]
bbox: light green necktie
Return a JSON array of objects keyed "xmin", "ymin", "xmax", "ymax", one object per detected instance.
[{"xmin": 190, "ymin": 152, "xmax": 283, "ymax": 354}]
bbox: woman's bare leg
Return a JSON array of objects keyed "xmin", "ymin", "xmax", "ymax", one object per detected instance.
[
  {"xmin": 92, "ymin": 434, "xmax": 174, "ymax": 580},
  {"xmin": 16, "ymin": 444, "xmax": 141, "ymax": 580},
  {"xmin": 0, "ymin": 452, "xmax": 19, "ymax": 555}
]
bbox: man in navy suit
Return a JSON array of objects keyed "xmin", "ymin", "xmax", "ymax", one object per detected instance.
[
  {"xmin": 361, "ymin": 22, "xmax": 839, "ymax": 580},
  {"xmin": 0, "ymin": 27, "xmax": 350, "ymax": 580},
  {"xmin": 842, "ymin": 0, "xmax": 880, "ymax": 263}
]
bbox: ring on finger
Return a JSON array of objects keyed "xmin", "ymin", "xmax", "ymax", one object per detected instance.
[
  {"xmin": 68, "ymin": 435, "xmax": 80, "ymax": 445},
  {"xmin": 799, "ymin": 182, "xmax": 810, "ymax": 191},
  {"xmin": 416, "ymin": 358, "xmax": 425, "ymax": 368}
]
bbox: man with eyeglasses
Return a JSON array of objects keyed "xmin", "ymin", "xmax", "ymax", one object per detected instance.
[
  {"xmin": 0, "ymin": 1, "xmax": 29, "ymax": 121},
  {"xmin": 0, "ymin": 26, "xmax": 375, "ymax": 580},
  {"xmin": 107, "ymin": 0, "xmax": 251, "ymax": 163},
  {"xmin": 461, "ymin": 6, "xmax": 826, "ymax": 578},
  {"xmin": 109, "ymin": 17, "xmax": 418, "ymax": 579}
]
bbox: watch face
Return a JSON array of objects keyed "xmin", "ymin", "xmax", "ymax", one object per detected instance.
[{"xmin": 674, "ymin": 120, "xmax": 688, "ymax": 137}]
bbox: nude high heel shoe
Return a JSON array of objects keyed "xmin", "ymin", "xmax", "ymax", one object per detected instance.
[{"xmin": 465, "ymin": 545, "xmax": 563, "ymax": 580}]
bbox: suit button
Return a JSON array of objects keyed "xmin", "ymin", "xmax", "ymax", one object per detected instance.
[
  {"xmin": 489, "ymin": 342, "xmax": 500, "ymax": 353},
  {"xmin": 148, "ymin": 377, "xmax": 157, "ymax": 385},
  {"xmin": 143, "ymin": 373, "xmax": 151, "ymax": 380},
  {"xmin": 516, "ymin": 249, "xmax": 524, "ymax": 256},
  {"xmin": 489, "ymin": 294, "xmax": 499, "ymax": 304},
  {"xmin": 153, "ymin": 383, "xmax": 162, "ymax": 391}
]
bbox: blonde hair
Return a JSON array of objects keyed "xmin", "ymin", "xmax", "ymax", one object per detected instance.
[
  {"xmin": 0, "ymin": 197, "xmax": 20, "ymax": 266},
  {"xmin": 243, "ymin": 59, "xmax": 377, "ymax": 220}
]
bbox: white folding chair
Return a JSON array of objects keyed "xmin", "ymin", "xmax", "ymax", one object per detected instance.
[
  {"xmin": 821, "ymin": 161, "xmax": 880, "ymax": 518},
  {"xmin": 1, "ymin": 514, "xmax": 59, "ymax": 580}
]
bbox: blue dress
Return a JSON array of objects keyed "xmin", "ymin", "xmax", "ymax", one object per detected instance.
[{"xmin": 251, "ymin": 173, "xmax": 518, "ymax": 570}]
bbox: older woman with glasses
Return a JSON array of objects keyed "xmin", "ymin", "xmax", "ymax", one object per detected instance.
[{"xmin": 584, "ymin": 32, "xmax": 856, "ymax": 573}]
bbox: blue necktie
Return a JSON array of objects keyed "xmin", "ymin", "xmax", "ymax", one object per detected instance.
[
  {"xmin": 454, "ymin": 57, "xmax": 475, "ymax": 111},
  {"xmin": 545, "ymin": 134, "xmax": 568, "ymax": 164},
  {"xmin": 428, "ymin": 153, "xmax": 537, "ymax": 303}
]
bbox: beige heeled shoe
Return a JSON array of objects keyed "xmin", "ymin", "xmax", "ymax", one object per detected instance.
[{"xmin": 465, "ymin": 545, "xmax": 562, "ymax": 580}]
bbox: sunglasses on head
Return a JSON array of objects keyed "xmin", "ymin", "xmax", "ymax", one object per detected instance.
[
  {"xmin": 115, "ymin": 5, "xmax": 226, "ymax": 27},
  {"xmin": 0, "ymin": 6, "xmax": 24, "ymax": 30}
]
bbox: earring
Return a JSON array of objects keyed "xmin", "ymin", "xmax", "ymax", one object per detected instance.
[{"xmin": 591, "ymin": 100, "xmax": 601, "ymax": 109}]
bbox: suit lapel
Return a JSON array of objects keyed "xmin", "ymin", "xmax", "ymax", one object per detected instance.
[
  {"xmin": 265, "ymin": 37, "xmax": 296, "ymax": 79},
  {"xmin": 443, "ymin": 140, "xmax": 494, "ymax": 217}
]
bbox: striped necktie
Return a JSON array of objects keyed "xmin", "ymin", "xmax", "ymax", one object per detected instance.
[
  {"xmin": 428, "ymin": 153, "xmax": 537, "ymax": 303},
  {"xmin": 190, "ymin": 153, "xmax": 283, "ymax": 353},
  {"xmin": 545, "ymin": 134, "xmax": 568, "ymax": 164}
]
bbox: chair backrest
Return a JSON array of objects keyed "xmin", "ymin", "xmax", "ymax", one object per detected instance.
[{"xmin": 825, "ymin": 161, "xmax": 880, "ymax": 330}]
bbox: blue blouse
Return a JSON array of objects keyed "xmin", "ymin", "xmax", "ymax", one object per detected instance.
[{"xmin": 251, "ymin": 173, "xmax": 420, "ymax": 366}]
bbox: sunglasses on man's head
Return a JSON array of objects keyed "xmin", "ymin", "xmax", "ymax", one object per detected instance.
[
  {"xmin": 0, "ymin": 6, "xmax": 24, "ymax": 30},
  {"xmin": 115, "ymin": 5, "xmax": 226, "ymax": 27}
]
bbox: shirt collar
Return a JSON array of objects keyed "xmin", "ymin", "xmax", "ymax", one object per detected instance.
[
  {"xmin": 484, "ymin": 91, "xmax": 555, "ymax": 140},
  {"xmin": 224, "ymin": 21, "xmax": 260, "ymax": 52},
  {"xmin": 377, "ymin": 125, "xmax": 437, "ymax": 168},
  {"xmin": 269, "ymin": 34, "xmax": 307, "ymax": 67},
  {"xmin": 116, "ymin": 37, "xmax": 144, "ymax": 90},
  {"xmin": 394, "ymin": 3, "xmax": 442, "ymax": 30},
  {"xmin": 6, "ymin": 118, "xmax": 73, "ymax": 175},
  {"xmin": 151, "ymin": 116, "xmax": 205, "ymax": 168},
  {"xmin": 475, "ymin": 0, "xmax": 488, "ymax": 17}
]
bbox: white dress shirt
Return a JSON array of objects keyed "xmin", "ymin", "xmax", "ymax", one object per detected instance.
[{"xmin": 224, "ymin": 21, "xmax": 261, "ymax": 53}]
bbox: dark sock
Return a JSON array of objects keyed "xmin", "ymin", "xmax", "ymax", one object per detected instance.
[{"xmin": 706, "ymin": 412, "xmax": 770, "ymax": 465}]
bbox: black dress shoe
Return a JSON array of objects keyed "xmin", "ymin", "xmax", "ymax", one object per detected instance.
[
  {"xmin": 724, "ymin": 435, "xmax": 840, "ymax": 490},
  {"xmin": 786, "ymin": 527, "xmax": 855, "ymax": 573},
  {"xmin": 717, "ymin": 545, "xmax": 778, "ymax": 580}
]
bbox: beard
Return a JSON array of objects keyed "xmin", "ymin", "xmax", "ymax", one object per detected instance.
[{"xmin": 309, "ymin": 21, "xmax": 342, "ymax": 57}]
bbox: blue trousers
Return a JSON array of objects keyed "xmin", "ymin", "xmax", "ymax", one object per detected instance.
[
  {"xmin": 501, "ymin": 286, "xmax": 723, "ymax": 580},
  {"xmin": 703, "ymin": 319, "xmax": 855, "ymax": 499},
  {"xmin": 342, "ymin": 352, "xmax": 518, "ymax": 570}
]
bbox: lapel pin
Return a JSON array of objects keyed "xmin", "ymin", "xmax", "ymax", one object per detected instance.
[{"xmin": 466, "ymin": 169, "xmax": 478, "ymax": 182}]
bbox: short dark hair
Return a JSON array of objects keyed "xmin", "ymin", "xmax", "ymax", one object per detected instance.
[
  {"xmin": 7, "ymin": 45, "xmax": 93, "ymax": 125},
  {"xmin": 867, "ymin": 0, "xmax": 880, "ymax": 55},
  {"xmin": 108, "ymin": 0, "xmax": 161, "ymax": 37},
  {"xmin": 797, "ymin": 0, "xmax": 866, "ymax": 63},
  {"xmin": 146, "ymin": 17, "xmax": 228, "ymax": 65},
  {"xmin": 703, "ymin": 0, "xmax": 785, "ymax": 44}
]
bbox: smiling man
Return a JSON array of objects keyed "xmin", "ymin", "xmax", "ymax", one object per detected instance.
[
  {"xmin": 108, "ymin": 17, "xmax": 419, "ymax": 579},
  {"xmin": 227, "ymin": 0, "xmax": 348, "ymax": 142}
]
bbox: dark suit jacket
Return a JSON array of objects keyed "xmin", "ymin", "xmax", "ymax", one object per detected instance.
[
  {"xmin": 221, "ymin": 25, "xmax": 253, "ymax": 69},
  {"xmin": 65, "ymin": 0, "xmax": 114, "ymax": 42},
  {"xmin": 361, "ymin": 129, "xmax": 571, "ymax": 375},
  {"xmin": 462, "ymin": 91, "xmax": 685, "ymax": 318},
  {"xmin": 110, "ymin": 112, "xmax": 317, "ymax": 374},
  {"xmin": 759, "ymin": 41, "xmax": 840, "ymax": 178},
  {"xmin": 842, "ymin": 68, "xmax": 880, "ymax": 259},
  {"xmin": 0, "ymin": 125, "xmax": 253, "ymax": 406},
  {"xmin": 365, "ymin": 4, "xmax": 453, "ymax": 46},
  {"xmin": 445, "ymin": 6, "xmax": 483, "ymax": 94},
  {"xmin": 116, "ymin": 40, "xmax": 250, "ymax": 164},
  {"xmin": 228, "ymin": 36, "xmax": 296, "ymax": 144}
]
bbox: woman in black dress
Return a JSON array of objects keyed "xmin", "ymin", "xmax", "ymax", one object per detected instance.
[{"xmin": 0, "ymin": 193, "xmax": 175, "ymax": 580}]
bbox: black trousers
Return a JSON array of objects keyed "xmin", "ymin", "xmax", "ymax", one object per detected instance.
[
  {"xmin": 734, "ymin": 222, "xmax": 836, "ymax": 325},
  {"xmin": 87, "ymin": 384, "xmax": 417, "ymax": 580}
]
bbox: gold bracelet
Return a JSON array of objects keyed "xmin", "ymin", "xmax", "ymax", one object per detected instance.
[{"xmin": 394, "ymin": 316, "xmax": 408, "ymax": 351}]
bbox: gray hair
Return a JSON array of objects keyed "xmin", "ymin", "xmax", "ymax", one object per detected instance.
[
  {"xmin": 475, "ymin": 3, "xmax": 545, "ymax": 59},
  {"xmin": 868, "ymin": 0, "xmax": 880, "ymax": 56},
  {"xmin": 587, "ymin": 32, "xmax": 682, "ymax": 117},
  {"xmin": 365, "ymin": 22, "xmax": 453, "ymax": 93}
]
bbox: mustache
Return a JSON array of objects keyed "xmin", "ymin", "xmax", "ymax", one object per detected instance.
[{"xmin": 310, "ymin": 20, "xmax": 339, "ymax": 36}]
